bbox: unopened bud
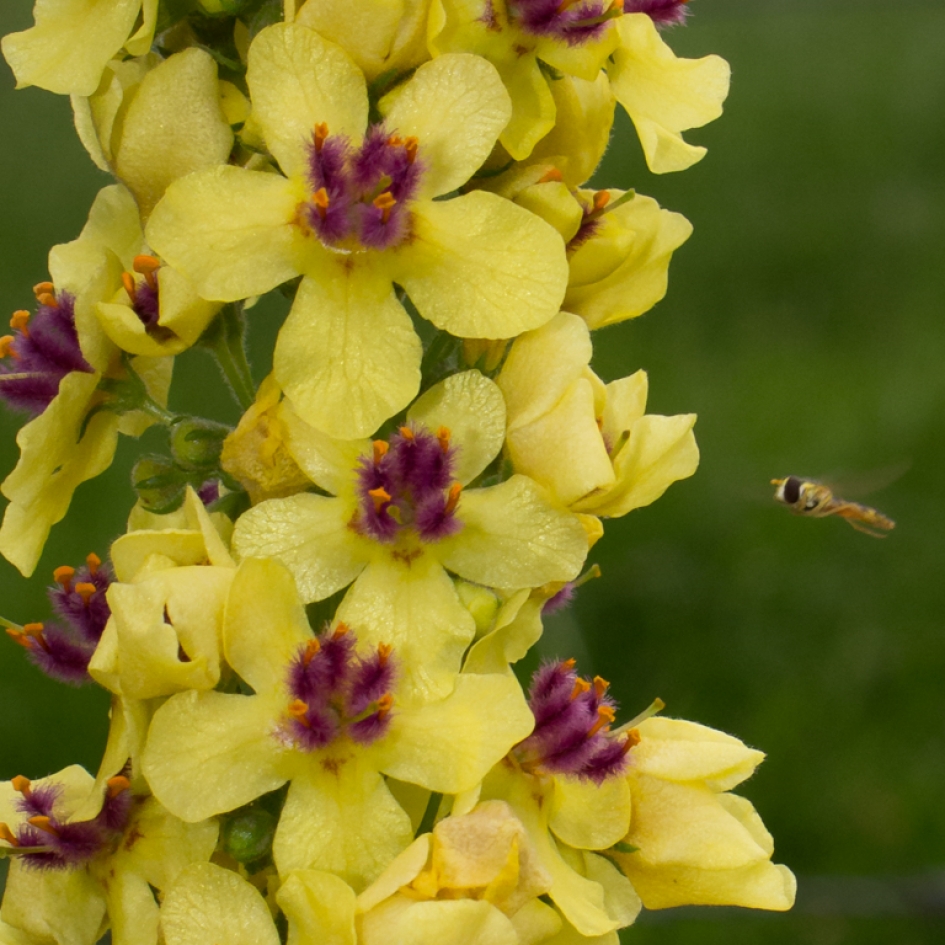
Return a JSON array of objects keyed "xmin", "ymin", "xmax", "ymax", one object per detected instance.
[
  {"xmin": 132, "ymin": 456, "xmax": 186, "ymax": 514},
  {"xmin": 170, "ymin": 418, "xmax": 231, "ymax": 471},
  {"xmin": 222, "ymin": 807, "xmax": 276, "ymax": 864}
]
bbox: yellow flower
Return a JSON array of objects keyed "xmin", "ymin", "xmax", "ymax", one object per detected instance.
[
  {"xmin": 1, "ymin": 0, "xmax": 158, "ymax": 97},
  {"xmin": 607, "ymin": 14, "xmax": 731, "ymax": 174},
  {"xmin": 612, "ymin": 718, "xmax": 797, "ymax": 910},
  {"xmin": 73, "ymin": 48, "xmax": 235, "ymax": 220},
  {"xmin": 147, "ymin": 23, "xmax": 568, "ymax": 437},
  {"xmin": 141, "ymin": 558, "xmax": 535, "ymax": 890},
  {"xmin": 232, "ymin": 371, "xmax": 589, "ymax": 703},
  {"xmin": 0, "ymin": 186, "xmax": 173, "ymax": 577},
  {"xmin": 498, "ymin": 312, "xmax": 699, "ymax": 516},
  {"xmin": 0, "ymin": 766, "xmax": 217, "ymax": 945}
]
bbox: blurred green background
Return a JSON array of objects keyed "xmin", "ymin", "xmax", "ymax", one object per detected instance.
[{"xmin": 1, "ymin": 0, "xmax": 944, "ymax": 942}]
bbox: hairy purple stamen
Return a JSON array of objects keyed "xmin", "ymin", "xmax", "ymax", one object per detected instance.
[
  {"xmin": 509, "ymin": 0, "xmax": 614, "ymax": 44},
  {"xmin": 624, "ymin": 0, "xmax": 690, "ymax": 27},
  {"xmin": 0, "ymin": 292, "xmax": 93, "ymax": 416}
]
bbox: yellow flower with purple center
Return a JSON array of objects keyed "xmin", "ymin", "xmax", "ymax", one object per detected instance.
[
  {"xmin": 232, "ymin": 371, "xmax": 589, "ymax": 703},
  {"xmin": 147, "ymin": 23, "xmax": 568, "ymax": 438},
  {"xmin": 142, "ymin": 558, "xmax": 534, "ymax": 889}
]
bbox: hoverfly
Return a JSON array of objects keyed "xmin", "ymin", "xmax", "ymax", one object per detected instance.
[{"xmin": 771, "ymin": 476, "xmax": 896, "ymax": 537}]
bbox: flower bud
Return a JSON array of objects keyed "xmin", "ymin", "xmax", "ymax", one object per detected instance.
[
  {"xmin": 171, "ymin": 418, "xmax": 231, "ymax": 471},
  {"xmin": 132, "ymin": 456, "xmax": 187, "ymax": 514},
  {"xmin": 221, "ymin": 807, "xmax": 277, "ymax": 864}
]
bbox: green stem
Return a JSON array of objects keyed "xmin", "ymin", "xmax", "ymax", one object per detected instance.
[
  {"xmin": 415, "ymin": 792, "xmax": 443, "ymax": 838},
  {"xmin": 137, "ymin": 395, "xmax": 179, "ymax": 427},
  {"xmin": 205, "ymin": 304, "xmax": 256, "ymax": 411}
]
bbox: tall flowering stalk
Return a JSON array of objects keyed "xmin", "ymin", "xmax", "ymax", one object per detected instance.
[{"xmin": 0, "ymin": 1, "xmax": 795, "ymax": 942}]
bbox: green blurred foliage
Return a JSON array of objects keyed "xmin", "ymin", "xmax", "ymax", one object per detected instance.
[{"xmin": 1, "ymin": 0, "xmax": 943, "ymax": 940}]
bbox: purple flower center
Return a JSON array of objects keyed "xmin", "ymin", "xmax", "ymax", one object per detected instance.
[
  {"xmin": 508, "ymin": 0, "xmax": 616, "ymax": 44},
  {"xmin": 5, "ymin": 553, "xmax": 112, "ymax": 686},
  {"xmin": 303, "ymin": 123, "xmax": 425, "ymax": 252},
  {"xmin": 623, "ymin": 0, "xmax": 690, "ymax": 28},
  {"xmin": 513, "ymin": 659, "xmax": 635, "ymax": 783},
  {"xmin": 0, "ymin": 289, "xmax": 93, "ymax": 416},
  {"xmin": 279, "ymin": 625, "xmax": 397, "ymax": 752},
  {"xmin": 2, "ymin": 773, "xmax": 133, "ymax": 870},
  {"xmin": 352, "ymin": 425, "xmax": 464, "ymax": 546}
]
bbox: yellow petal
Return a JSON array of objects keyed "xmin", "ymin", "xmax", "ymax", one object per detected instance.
[
  {"xmin": 335, "ymin": 556, "xmax": 475, "ymax": 707},
  {"xmin": 114, "ymin": 48, "xmax": 233, "ymax": 220},
  {"xmin": 608, "ymin": 14, "xmax": 730, "ymax": 174},
  {"xmin": 276, "ymin": 870, "xmax": 357, "ymax": 945},
  {"xmin": 224, "ymin": 558, "xmax": 312, "ymax": 694},
  {"xmin": 142, "ymin": 690, "xmax": 288, "ymax": 821},
  {"xmin": 550, "ymin": 776, "xmax": 632, "ymax": 852},
  {"xmin": 494, "ymin": 54, "xmax": 555, "ymax": 162},
  {"xmin": 273, "ymin": 758, "xmax": 413, "ymax": 890},
  {"xmin": 600, "ymin": 372, "xmax": 647, "ymax": 445},
  {"xmin": 582, "ymin": 852, "xmax": 642, "ymax": 929},
  {"xmin": 104, "ymin": 870, "xmax": 160, "ymax": 945},
  {"xmin": 407, "ymin": 371, "xmax": 506, "ymax": 485},
  {"xmin": 273, "ymin": 267, "xmax": 422, "ymax": 438},
  {"xmin": 247, "ymin": 22, "xmax": 368, "ymax": 178},
  {"xmin": 440, "ymin": 476, "xmax": 588, "ymax": 589},
  {"xmin": 161, "ymin": 863, "xmax": 280, "ymax": 945},
  {"xmin": 463, "ymin": 591, "xmax": 543, "ymax": 676},
  {"xmin": 363, "ymin": 899, "xmax": 519, "ymax": 945},
  {"xmin": 146, "ymin": 166, "xmax": 301, "ymax": 302},
  {"xmin": 1, "ymin": 0, "xmax": 141, "ymax": 96},
  {"xmin": 397, "ymin": 192, "xmax": 566, "ymax": 338},
  {"xmin": 377, "ymin": 674, "xmax": 534, "ymax": 793},
  {"xmin": 232, "ymin": 493, "xmax": 367, "ymax": 603},
  {"xmin": 382, "ymin": 54, "xmax": 510, "ymax": 198}
]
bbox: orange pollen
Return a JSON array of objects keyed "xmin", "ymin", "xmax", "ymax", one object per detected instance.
[
  {"xmin": 562, "ymin": 658, "xmax": 577, "ymax": 670},
  {"xmin": 570, "ymin": 677, "xmax": 591, "ymax": 700},
  {"xmin": 27, "ymin": 816, "xmax": 58, "ymax": 837},
  {"xmin": 377, "ymin": 642, "xmax": 392, "ymax": 665},
  {"xmin": 302, "ymin": 638, "xmax": 322, "ymax": 666},
  {"xmin": 37, "ymin": 292, "xmax": 57, "ymax": 308},
  {"xmin": 0, "ymin": 335, "xmax": 18, "ymax": 360},
  {"xmin": 588, "ymin": 705, "xmax": 616, "ymax": 737},
  {"xmin": 376, "ymin": 693, "xmax": 393, "ymax": 718},
  {"xmin": 621, "ymin": 728, "xmax": 641, "ymax": 755},
  {"xmin": 373, "ymin": 191, "xmax": 396, "ymax": 223},
  {"xmin": 54, "ymin": 565, "xmax": 75, "ymax": 591},
  {"xmin": 538, "ymin": 167, "xmax": 563, "ymax": 184},
  {"xmin": 368, "ymin": 486, "xmax": 392, "ymax": 513},
  {"xmin": 312, "ymin": 187, "xmax": 330, "ymax": 219},
  {"xmin": 10, "ymin": 310, "xmax": 30, "ymax": 335},
  {"xmin": 404, "ymin": 136, "xmax": 419, "ymax": 164},
  {"xmin": 11, "ymin": 776, "xmax": 31, "ymax": 796},
  {"xmin": 106, "ymin": 775, "xmax": 130, "ymax": 798},
  {"xmin": 436, "ymin": 426, "xmax": 451, "ymax": 454},
  {"xmin": 121, "ymin": 272, "xmax": 137, "ymax": 303},
  {"xmin": 75, "ymin": 582, "xmax": 97, "ymax": 605},
  {"xmin": 444, "ymin": 483, "xmax": 462, "ymax": 515},
  {"xmin": 5, "ymin": 628, "xmax": 32, "ymax": 650},
  {"xmin": 314, "ymin": 122, "xmax": 329, "ymax": 151},
  {"xmin": 86, "ymin": 552, "xmax": 101, "ymax": 575},
  {"xmin": 593, "ymin": 191, "xmax": 611, "ymax": 212},
  {"xmin": 23, "ymin": 623, "xmax": 47, "ymax": 644},
  {"xmin": 32, "ymin": 281, "xmax": 54, "ymax": 301},
  {"xmin": 133, "ymin": 254, "xmax": 161, "ymax": 290},
  {"xmin": 333, "ymin": 622, "xmax": 350, "ymax": 639},
  {"xmin": 0, "ymin": 823, "xmax": 19, "ymax": 846},
  {"xmin": 287, "ymin": 699, "xmax": 310, "ymax": 723},
  {"xmin": 399, "ymin": 426, "xmax": 415, "ymax": 442},
  {"xmin": 373, "ymin": 440, "xmax": 389, "ymax": 465},
  {"xmin": 593, "ymin": 675, "xmax": 610, "ymax": 698}
]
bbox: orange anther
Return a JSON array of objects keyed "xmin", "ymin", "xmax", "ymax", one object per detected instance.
[
  {"xmin": 27, "ymin": 816, "xmax": 57, "ymax": 836},
  {"xmin": 399, "ymin": 426, "xmax": 415, "ymax": 442},
  {"xmin": 562, "ymin": 658, "xmax": 577, "ymax": 670},
  {"xmin": 312, "ymin": 187, "xmax": 330, "ymax": 219},
  {"xmin": 5, "ymin": 628, "xmax": 31, "ymax": 649},
  {"xmin": 23, "ymin": 623, "xmax": 45, "ymax": 639},
  {"xmin": 314, "ymin": 122, "xmax": 329, "ymax": 150},
  {"xmin": 368, "ymin": 486, "xmax": 392, "ymax": 513},
  {"xmin": 593, "ymin": 190, "xmax": 611, "ymax": 212},
  {"xmin": 376, "ymin": 693, "xmax": 393, "ymax": 717},
  {"xmin": 32, "ymin": 281, "xmax": 54, "ymax": 300},
  {"xmin": 86, "ymin": 552, "xmax": 101, "ymax": 575},
  {"xmin": 373, "ymin": 440, "xmax": 389, "ymax": 465},
  {"xmin": 444, "ymin": 483, "xmax": 462, "ymax": 515},
  {"xmin": 0, "ymin": 335, "xmax": 18, "ymax": 359},
  {"xmin": 621, "ymin": 728, "xmax": 641, "ymax": 754},
  {"xmin": 10, "ymin": 310, "xmax": 30, "ymax": 334},
  {"xmin": 538, "ymin": 167, "xmax": 563, "ymax": 184},
  {"xmin": 570, "ymin": 677, "xmax": 591, "ymax": 699},
  {"xmin": 54, "ymin": 565, "xmax": 75, "ymax": 591},
  {"xmin": 589, "ymin": 704, "xmax": 616, "ymax": 737},
  {"xmin": 436, "ymin": 427, "xmax": 451, "ymax": 454},
  {"xmin": 0, "ymin": 823, "xmax": 19, "ymax": 846},
  {"xmin": 404, "ymin": 137, "xmax": 419, "ymax": 164},
  {"xmin": 332, "ymin": 622, "xmax": 350, "ymax": 639},
  {"xmin": 373, "ymin": 191, "xmax": 396, "ymax": 223},
  {"xmin": 593, "ymin": 676, "xmax": 610, "ymax": 698},
  {"xmin": 11, "ymin": 776, "xmax": 31, "ymax": 796},
  {"xmin": 37, "ymin": 293, "xmax": 57, "ymax": 308},
  {"xmin": 133, "ymin": 255, "xmax": 161, "ymax": 289},
  {"xmin": 378, "ymin": 642, "xmax": 392, "ymax": 665},
  {"xmin": 287, "ymin": 699, "xmax": 310, "ymax": 722},
  {"xmin": 106, "ymin": 775, "xmax": 130, "ymax": 798},
  {"xmin": 75, "ymin": 583, "xmax": 97, "ymax": 605},
  {"xmin": 302, "ymin": 638, "xmax": 321, "ymax": 666},
  {"xmin": 121, "ymin": 272, "xmax": 137, "ymax": 302}
]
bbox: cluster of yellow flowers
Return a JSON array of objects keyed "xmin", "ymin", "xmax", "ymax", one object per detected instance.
[{"xmin": 0, "ymin": 1, "xmax": 795, "ymax": 942}]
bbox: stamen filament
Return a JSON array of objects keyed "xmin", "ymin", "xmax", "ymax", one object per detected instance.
[
  {"xmin": 27, "ymin": 816, "xmax": 57, "ymax": 836},
  {"xmin": 87, "ymin": 553, "xmax": 101, "ymax": 575},
  {"xmin": 373, "ymin": 440, "xmax": 389, "ymax": 465},
  {"xmin": 0, "ymin": 336, "xmax": 18, "ymax": 359},
  {"xmin": 436, "ymin": 427, "xmax": 451, "ymax": 454},
  {"xmin": 373, "ymin": 191, "xmax": 396, "ymax": 224},
  {"xmin": 444, "ymin": 483, "xmax": 462, "ymax": 515},
  {"xmin": 588, "ymin": 704, "xmax": 616, "ymax": 737},
  {"xmin": 75, "ymin": 582, "xmax": 97, "ymax": 605},
  {"xmin": 302, "ymin": 638, "xmax": 321, "ymax": 666},
  {"xmin": 570, "ymin": 677, "xmax": 591, "ymax": 699},
  {"xmin": 121, "ymin": 272, "xmax": 137, "ymax": 303},
  {"xmin": 368, "ymin": 486, "xmax": 392, "ymax": 513},
  {"xmin": 0, "ymin": 823, "xmax": 20, "ymax": 846}
]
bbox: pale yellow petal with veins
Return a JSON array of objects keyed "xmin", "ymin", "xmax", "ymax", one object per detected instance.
[{"xmin": 277, "ymin": 871, "xmax": 357, "ymax": 945}]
